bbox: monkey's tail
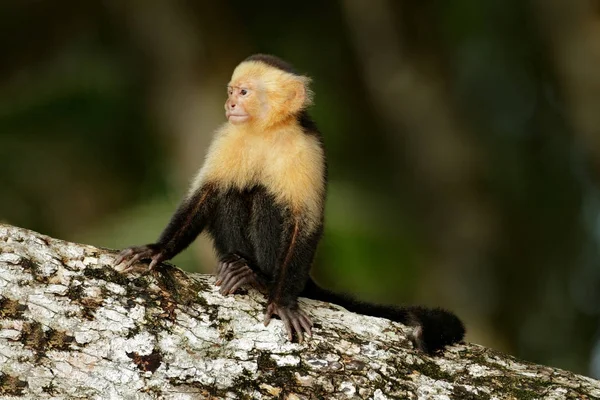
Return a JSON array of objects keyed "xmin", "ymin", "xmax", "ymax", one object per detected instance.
[{"xmin": 301, "ymin": 278, "xmax": 465, "ymax": 354}]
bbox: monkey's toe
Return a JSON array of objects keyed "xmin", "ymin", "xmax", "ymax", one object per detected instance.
[
  {"xmin": 219, "ymin": 265, "xmax": 254, "ymax": 295},
  {"xmin": 215, "ymin": 256, "xmax": 248, "ymax": 285},
  {"xmin": 264, "ymin": 303, "xmax": 312, "ymax": 343},
  {"xmin": 215, "ymin": 257, "xmax": 265, "ymax": 295},
  {"xmin": 216, "ymin": 253, "xmax": 243, "ymax": 276}
]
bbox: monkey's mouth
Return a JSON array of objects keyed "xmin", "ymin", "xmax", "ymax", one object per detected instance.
[{"xmin": 226, "ymin": 112, "xmax": 249, "ymax": 123}]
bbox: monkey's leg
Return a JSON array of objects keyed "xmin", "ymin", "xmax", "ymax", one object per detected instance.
[
  {"xmin": 114, "ymin": 184, "xmax": 216, "ymax": 271},
  {"xmin": 215, "ymin": 253, "xmax": 268, "ymax": 295},
  {"xmin": 247, "ymin": 190, "xmax": 319, "ymax": 342},
  {"xmin": 208, "ymin": 188, "xmax": 261, "ymax": 294},
  {"xmin": 262, "ymin": 220, "xmax": 321, "ymax": 343}
]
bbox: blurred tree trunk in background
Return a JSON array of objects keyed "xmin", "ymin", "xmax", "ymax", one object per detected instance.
[
  {"xmin": 341, "ymin": 0, "xmax": 500, "ymax": 350},
  {"xmin": 533, "ymin": 0, "xmax": 600, "ymax": 375},
  {"xmin": 534, "ymin": 0, "xmax": 600, "ymax": 179}
]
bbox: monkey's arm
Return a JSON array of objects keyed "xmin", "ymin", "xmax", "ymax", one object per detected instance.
[
  {"xmin": 114, "ymin": 185, "xmax": 216, "ymax": 270},
  {"xmin": 264, "ymin": 218, "xmax": 321, "ymax": 342}
]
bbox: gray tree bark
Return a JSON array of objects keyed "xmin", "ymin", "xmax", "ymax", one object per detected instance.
[{"xmin": 0, "ymin": 224, "xmax": 598, "ymax": 399}]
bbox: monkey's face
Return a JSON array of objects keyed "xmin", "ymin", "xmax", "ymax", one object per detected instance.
[
  {"xmin": 226, "ymin": 60, "xmax": 313, "ymax": 128},
  {"xmin": 225, "ymin": 84, "xmax": 254, "ymax": 125}
]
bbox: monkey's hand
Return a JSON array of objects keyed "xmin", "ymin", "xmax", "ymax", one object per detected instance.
[
  {"xmin": 264, "ymin": 302, "xmax": 312, "ymax": 343},
  {"xmin": 215, "ymin": 254, "xmax": 267, "ymax": 295},
  {"xmin": 114, "ymin": 244, "xmax": 166, "ymax": 272}
]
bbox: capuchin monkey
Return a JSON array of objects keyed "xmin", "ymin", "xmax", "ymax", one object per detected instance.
[{"xmin": 114, "ymin": 54, "xmax": 465, "ymax": 353}]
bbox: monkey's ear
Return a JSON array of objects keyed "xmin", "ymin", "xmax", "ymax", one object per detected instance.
[{"xmin": 287, "ymin": 77, "xmax": 312, "ymax": 113}]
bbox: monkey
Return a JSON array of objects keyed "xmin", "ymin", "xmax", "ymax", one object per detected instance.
[{"xmin": 114, "ymin": 54, "xmax": 465, "ymax": 354}]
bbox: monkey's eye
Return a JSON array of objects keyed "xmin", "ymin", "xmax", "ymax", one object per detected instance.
[{"xmin": 240, "ymin": 89, "xmax": 248, "ymax": 96}]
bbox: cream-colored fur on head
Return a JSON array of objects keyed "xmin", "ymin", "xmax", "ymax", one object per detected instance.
[{"xmin": 229, "ymin": 61, "xmax": 314, "ymax": 129}]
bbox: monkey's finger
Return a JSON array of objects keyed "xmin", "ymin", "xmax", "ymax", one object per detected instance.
[
  {"xmin": 218, "ymin": 268, "xmax": 242, "ymax": 293},
  {"xmin": 299, "ymin": 315, "xmax": 312, "ymax": 336},
  {"xmin": 280, "ymin": 313, "xmax": 294, "ymax": 341},
  {"xmin": 227, "ymin": 278, "xmax": 249, "ymax": 295},
  {"xmin": 121, "ymin": 252, "xmax": 144, "ymax": 271},
  {"xmin": 219, "ymin": 266, "xmax": 251, "ymax": 293},
  {"xmin": 299, "ymin": 309, "xmax": 313, "ymax": 326},
  {"xmin": 225, "ymin": 271, "xmax": 252, "ymax": 295},
  {"xmin": 215, "ymin": 264, "xmax": 227, "ymax": 285},
  {"xmin": 114, "ymin": 248, "xmax": 133, "ymax": 265},
  {"xmin": 228, "ymin": 272, "xmax": 261, "ymax": 294},
  {"xmin": 224, "ymin": 258, "xmax": 248, "ymax": 275},
  {"xmin": 264, "ymin": 304, "xmax": 275, "ymax": 326},
  {"xmin": 218, "ymin": 261, "xmax": 229, "ymax": 275},
  {"xmin": 114, "ymin": 254, "xmax": 125, "ymax": 265},
  {"xmin": 219, "ymin": 264, "xmax": 241, "ymax": 287},
  {"xmin": 217, "ymin": 255, "xmax": 241, "ymax": 277},
  {"xmin": 148, "ymin": 253, "xmax": 164, "ymax": 270},
  {"xmin": 227, "ymin": 271, "xmax": 255, "ymax": 295},
  {"xmin": 217, "ymin": 260, "xmax": 232, "ymax": 275},
  {"xmin": 290, "ymin": 318, "xmax": 304, "ymax": 343},
  {"xmin": 215, "ymin": 262, "xmax": 234, "ymax": 285},
  {"xmin": 148, "ymin": 259, "xmax": 159, "ymax": 270},
  {"xmin": 219, "ymin": 277, "xmax": 238, "ymax": 295},
  {"xmin": 220, "ymin": 261, "xmax": 244, "ymax": 281},
  {"xmin": 221, "ymin": 270, "xmax": 252, "ymax": 295}
]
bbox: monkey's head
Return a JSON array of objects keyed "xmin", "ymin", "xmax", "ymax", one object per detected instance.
[{"xmin": 225, "ymin": 54, "xmax": 313, "ymax": 128}]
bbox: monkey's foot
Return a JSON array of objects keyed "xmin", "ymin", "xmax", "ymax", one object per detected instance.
[
  {"xmin": 264, "ymin": 302, "xmax": 312, "ymax": 343},
  {"xmin": 114, "ymin": 244, "xmax": 166, "ymax": 272},
  {"xmin": 215, "ymin": 254, "xmax": 266, "ymax": 295}
]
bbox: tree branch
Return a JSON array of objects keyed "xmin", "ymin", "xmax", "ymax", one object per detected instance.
[{"xmin": 0, "ymin": 223, "xmax": 598, "ymax": 399}]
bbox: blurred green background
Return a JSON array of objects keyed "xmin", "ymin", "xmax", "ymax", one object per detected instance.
[{"xmin": 2, "ymin": 0, "xmax": 600, "ymax": 378}]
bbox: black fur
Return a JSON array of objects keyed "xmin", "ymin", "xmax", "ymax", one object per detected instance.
[
  {"xmin": 408, "ymin": 306, "xmax": 466, "ymax": 354},
  {"xmin": 270, "ymin": 219, "xmax": 322, "ymax": 308},
  {"xmin": 297, "ymin": 111, "xmax": 323, "ymax": 140},
  {"xmin": 301, "ymin": 278, "xmax": 465, "ymax": 354},
  {"xmin": 156, "ymin": 184, "xmax": 217, "ymax": 259},
  {"xmin": 247, "ymin": 186, "xmax": 285, "ymax": 278},
  {"xmin": 207, "ymin": 187, "xmax": 256, "ymax": 263},
  {"xmin": 244, "ymin": 53, "xmax": 299, "ymax": 75},
  {"xmin": 208, "ymin": 185, "xmax": 322, "ymax": 309}
]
